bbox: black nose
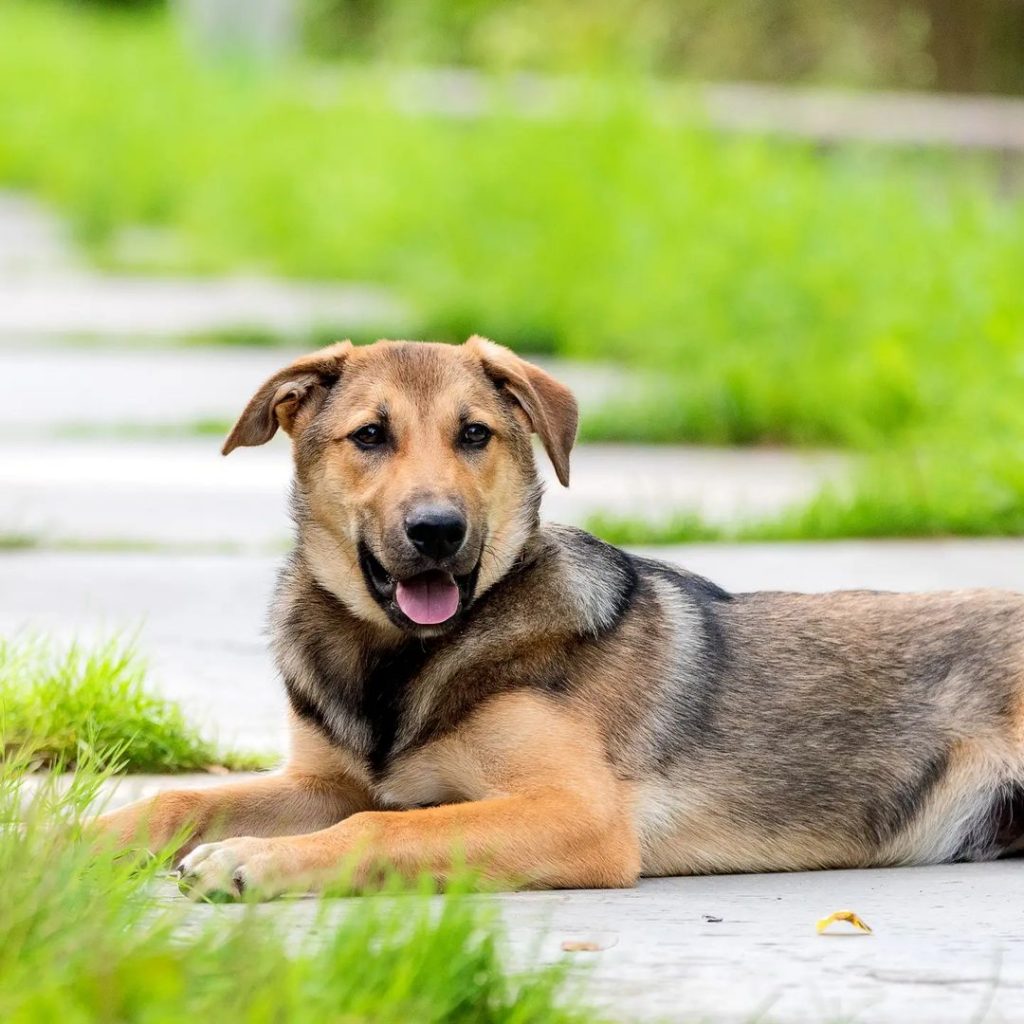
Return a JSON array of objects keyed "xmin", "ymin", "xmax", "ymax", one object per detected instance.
[{"xmin": 405, "ymin": 507, "xmax": 467, "ymax": 561}]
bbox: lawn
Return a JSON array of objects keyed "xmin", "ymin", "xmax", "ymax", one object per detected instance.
[
  {"xmin": 1, "ymin": 755, "xmax": 600, "ymax": 1023},
  {"xmin": 589, "ymin": 442, "xmax": 1024, "ymax": 544},
  {"xmin": 0, "ymin": 636, "xmax": 269, "ymax": 772},
  {"xmin": 1, "ymin": 2, "xmax": 1023, "ymax": 540}
]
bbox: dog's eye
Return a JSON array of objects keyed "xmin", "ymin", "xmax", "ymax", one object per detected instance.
[
  {"xmin": 460, "ymin": 423, "xmax": 492, "ymax": 447},
  {"xmin": 351, "ymin": 424, "xmax": 387, "ymax": 448}
]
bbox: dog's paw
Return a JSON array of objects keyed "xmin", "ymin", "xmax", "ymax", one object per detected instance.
[{"xmin": 177, "ymin": 837, "xmax": 292, "ymax": 901}]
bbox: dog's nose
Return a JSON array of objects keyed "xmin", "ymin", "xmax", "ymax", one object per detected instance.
[{"xmin": 405, "ymin": 507, "xmax": 467, "ymax": 561}]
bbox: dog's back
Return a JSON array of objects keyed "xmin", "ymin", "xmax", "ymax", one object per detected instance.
[{"xmin": 622, "ymin": 571, "xmax": 1024, "ymax": 873}]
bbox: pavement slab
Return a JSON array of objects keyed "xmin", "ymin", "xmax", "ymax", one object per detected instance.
[
  {"xmin": 0, "ymin": 437, "xmax": 847, "ymax": 547},
  {"xmin": 494, "ymin": 863, "xmax": 1024, "ymax": 1023},
  {"xmin": 0, "ymin": 273, "xmax": 402, "ymax": 341},
  {"xmin": 0, "ymin": 344, "xmax": 642, "ymax": 433},
  {"xmin": 0, "ymin": 192, "xmax": 402, "ymax": 341}
]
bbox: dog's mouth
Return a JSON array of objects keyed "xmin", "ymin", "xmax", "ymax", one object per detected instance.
[
  {"xmin": 359, "ymin": 544, "xmax": 478, "ymax": 629},
  {"xmin": 395, "ymin": 570, "xmax": 461, "ymax": 625}
]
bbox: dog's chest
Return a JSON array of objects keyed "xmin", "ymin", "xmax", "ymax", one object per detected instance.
[
  {"xmin": 371, "ymin": 742, "xmax": 475, "ymax": 808},
  {"xmin": 319, "ymin": 722, "xmax": 471, "ymax": 810},
  {"xmin": 310, "ymin": 681, "xmax": 485, "ymax": 810},
  {"xmin": 296, "ymin": 640, "xmax": 435, "ymax": 775},
  {"xmin": 355, "ymin": 656, "xmax": 419, "ymax": 777},
  {"xmin": 297, "ymin": 638, "xmax": 477, "ymax": 801}
]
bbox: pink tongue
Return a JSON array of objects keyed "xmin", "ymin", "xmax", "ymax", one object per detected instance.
[{"xmin": 395, "ymin": 573, "xmax": 460, "ymax": 625}]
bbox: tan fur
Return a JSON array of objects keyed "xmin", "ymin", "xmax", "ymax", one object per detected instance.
[
  {"xmin": 94, "ymin": 715, "xmax": 372, "ymax": 858},
  {"xmin": 273, "ymin": 338, "xmax": 566, "ymax": 634},
  {"xmin": 466, "ymin": 335, "xmax": 577, "ymax": 486},
  {"xmin": 175, "ymin": 693, "xmax": 640, "ymax": 897}
]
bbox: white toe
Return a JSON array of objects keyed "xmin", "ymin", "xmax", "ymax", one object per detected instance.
[{"xmin": 178, "ymin": 842, "xmax": 215, "ymax": 875}]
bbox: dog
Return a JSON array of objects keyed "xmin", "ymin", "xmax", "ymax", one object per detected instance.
[{"xmin": 95, "ymin": 336, "xmax": 1024, "ymax": 899}]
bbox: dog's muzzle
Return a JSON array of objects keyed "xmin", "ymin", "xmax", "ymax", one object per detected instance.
[{"xmin": 358, "ymin": 542, "xmax": 480, "ymax": 630}]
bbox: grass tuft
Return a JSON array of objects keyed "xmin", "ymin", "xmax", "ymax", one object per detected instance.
[
  {"xmin": 0, "ymin": 533, "xmax": 40, "ymax": 551},
  {"xmin": 0, "ymin": 755, "xmax": 601, "ymax": 1022},
  {"xmin": 0, "ymin": 636, "xmax": 270, "ymax": 773}
]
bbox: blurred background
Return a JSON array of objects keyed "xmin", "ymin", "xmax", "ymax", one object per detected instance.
[{"xmin": 1, "ymin": 0, "xmax": 1022, "ymax": 751}]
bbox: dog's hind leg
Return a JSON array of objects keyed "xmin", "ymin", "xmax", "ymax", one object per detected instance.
[{"xmin": 92, "ymin": 717, "xmax": 372, "ymax": 859}]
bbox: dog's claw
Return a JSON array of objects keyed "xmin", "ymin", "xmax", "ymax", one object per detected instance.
[
  {"xmin": 174, "ymin": 840, "xmax": 268, "ymax": 901},
  {"xmin": 177, "ymin": 870, "xmax": 241, "ymax": 903}
]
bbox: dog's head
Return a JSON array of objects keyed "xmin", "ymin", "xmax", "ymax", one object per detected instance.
[{"xmin": 224, "ymin": 337, "xmax": 577, "ymax": 635}]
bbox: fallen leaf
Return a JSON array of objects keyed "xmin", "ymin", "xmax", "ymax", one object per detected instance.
[
  {"xmin": 816, "ymin": 909, "xmax": 873, "ymax": 935},
  {"xmin": 561, "ymin": 940, "xmax": 604, "ymax": 952}
]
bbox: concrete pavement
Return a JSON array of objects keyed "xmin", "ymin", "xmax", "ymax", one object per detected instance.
[
  {"xmin": 0, "ymin": 193, "xmax": 402, "ymax": 342},
  {"xmin": 0, "ymin": 436, "xmax": 847, "ymax": 548},
  {"xmin": 0, "ymin": 273, "xmax": 401, "ymax": 342},
  {"xmin": 0, "ymin": 344, "xmax": 636, "ymax": 434},
  {"xmin": 496, "ymin": 862, "xmax": 1024, "ymax": 1023}
]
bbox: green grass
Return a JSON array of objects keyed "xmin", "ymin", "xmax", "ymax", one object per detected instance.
[
  {"xmin": 0, "ymin": 531, "xmax": 286, "ymax": 555},
  {"xmin": 0, "ymin": 636, "xmax": 270, "ymax": 772},
  {"xmin": 1, "ymin": 2, "xmax": 1019, "ymax": 444},
  {"xmin": 53, "ymin": 418, "xmax": 233, "ymax": 440},
  {"xmin": 0, "ymin": 533, "xmax": 40, "ymax": 552},
  {"xmin": 1, "ymin": 756, "xmax": 601, "ymax": 1023},
  {"xmin": 590, "ymin": 441, "xmax": 1024, "ymax": 544},
  {"xmin": 1, "ymin": 2, "xmax": 1023, "ymax": 538}
]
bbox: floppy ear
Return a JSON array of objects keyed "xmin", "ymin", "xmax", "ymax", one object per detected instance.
[
  {"xmin": 222, "ymin": 341, "xmax": 353, "ymax": 455},
  {"xmin": 467, "ymin": 335, "xmax": 578, "ymax": 486}
]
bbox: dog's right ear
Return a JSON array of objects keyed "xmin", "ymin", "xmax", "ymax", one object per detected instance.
[{"xmin": 222, "ymin": 341, "xmax": 353, "ymax": 455}]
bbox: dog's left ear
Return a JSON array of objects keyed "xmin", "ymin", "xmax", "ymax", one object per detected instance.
[
  {"xmin": 467, "ymin": 335, "xmax": 578, "ymax": 486},
  {"xmin": 222, "ymin": 341, "xmax": 353, "ymax": 455}
]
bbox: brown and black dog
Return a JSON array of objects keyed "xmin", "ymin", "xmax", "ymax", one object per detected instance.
[{"xmin": 96, "ymin": 336, "xmax": 1024, "ymax": 898}]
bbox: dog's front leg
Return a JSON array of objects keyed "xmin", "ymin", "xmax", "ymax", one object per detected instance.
[
  {"xmin": 92, "ymin": 717, "xmax": 372, "ymax": 859},
  {"xmin": 92, "ymin": 769, "xmax": 371, "ymax": 860},
  {"xmin": 178, "ymin": 788, "xmax": 642, "ymax": 899},
  {"xmin": 178, "ymin": 693, "xmax": 642, "ymax": 899}
]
